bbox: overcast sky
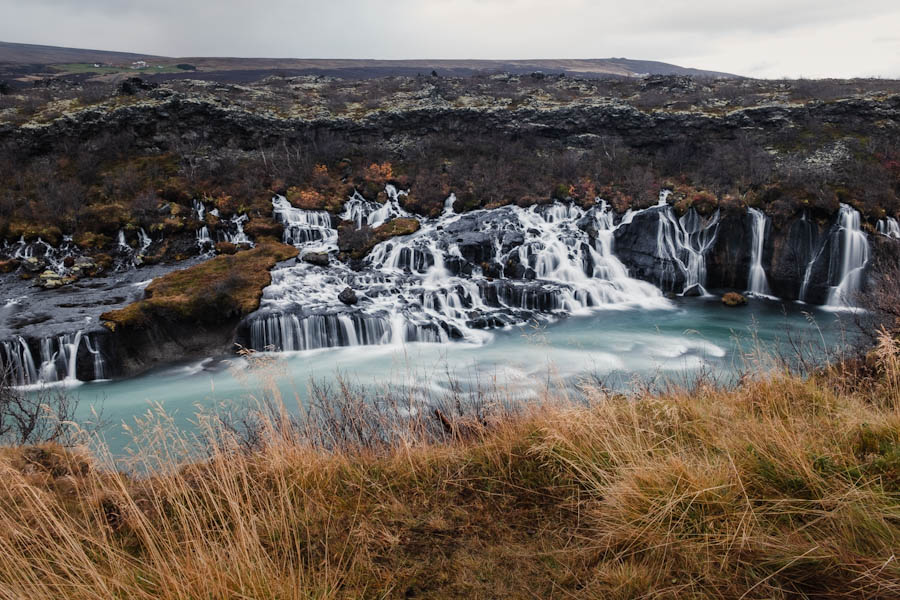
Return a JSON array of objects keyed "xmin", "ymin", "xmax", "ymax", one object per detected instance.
[{"xmin": 3, "ymin": 0, "xmax": 900, "ymax": 78}]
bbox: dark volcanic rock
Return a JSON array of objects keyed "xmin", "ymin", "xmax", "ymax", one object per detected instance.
[
  {"xmin": 707, "ymin": 211, "xmax": 753, "ymax": 291},
  {"xmin": 338, "ymin": 287, "xmax": 358, "ymax": 305},
  {"xmin": 613, "ymin": 207, "xmax": 675, "ymax": 290},
  {"xmin": 302, "ymin": 251, "xmax": 330, "ymax": 267}
]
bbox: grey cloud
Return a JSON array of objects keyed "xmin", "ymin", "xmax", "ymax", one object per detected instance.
[{"xmin": 1, "ymin": 0, "xmax": 898, "ymax": 77}]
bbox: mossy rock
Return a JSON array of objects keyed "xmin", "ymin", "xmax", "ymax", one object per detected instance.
[
  {"xmin": 215, "ymin": 241, "xmax": 238, "ymax": 255},
  {"xmin": 243, "ymin": 217, "xmax": 283, "ymax": 241},
  {"xmin": 722, "ymin": 292, "xmax": 748, "ymax": 307},
  {"xmin": 101, "ymin": 241, "xmax": 298, "ymax": 330}
]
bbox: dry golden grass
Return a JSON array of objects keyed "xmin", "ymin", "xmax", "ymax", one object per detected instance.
[{"xmin": 1, "ymin": 334, "xmax": 899, "ymax": 598}]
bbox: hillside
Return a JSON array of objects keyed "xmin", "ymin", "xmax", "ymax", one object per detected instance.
[
  {"xmin": 0, "ymin": 40, "xmax": 737, "ymax": 80},
  {"xmin": 0, "ymin": 40, "xmax": 161, "ymax": 65}
]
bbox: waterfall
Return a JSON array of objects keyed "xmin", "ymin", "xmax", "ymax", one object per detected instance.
[
  {"xmin": 443, "ymin": 193, "xmax": 457, "ymax": 216},
  {"xmin": 221, "ymin": 214, "xmax": 252, "ymax": 245},
  {"xmin": 877, "ymin": 217, "xmax": 900, "ymax": 239},
  {"xmin": 825, "ymin": 204, "xmax": 869, "ymax": 309},
  {"xmin": 137, "ymin": 228, "xmax": 152, "ymax": 254},
  {"xmin": 5, "ymin": 235, "xmax": 78, "ymax": 275},
  {"xmin": 746, "ymin": 208, "xmax": 772, "ymax": 296},
  {"xmin": 273, "ymin": 195, "xmax": 336, "ymax": 249},
  {"xmin": 84, "ymin": 335, "xmax": 107, "ymax": 380},
  {"xmin": 249, "ymin": 313, "xmax": 391, "ymax": 351},
  {"xmin": 197, "ymin": 226, "xmax": 213, "ymax": 249},
  {"xmin": 339, "ymin": 186, "xmax": 410, "ymax": 229},
  {"xmin": 247, "ymin": 190, "xmax": 670, "ymax": 354},
  {"xmin": 654, "ymin": 207, "xmax": 720, "ymax": 295},
  {"xmin": 192, "ymin": 198, "xmax": 206, "ymax": 221},
  {"xmin": 0, "ymin": 337, "xmax": 38, "ymax": 386},
  {"xmin": 1, "ymin": 331, "xmax": 108, "ymax": 386}
]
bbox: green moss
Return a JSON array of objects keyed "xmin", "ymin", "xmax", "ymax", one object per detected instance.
[{"xmin": 101, "ymin": 241, "xmax": 298, "ymax": 329}]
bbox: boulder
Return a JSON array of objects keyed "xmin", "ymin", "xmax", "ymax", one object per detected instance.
[
  {"xmin": 21, "ymin": 257, "xmax": 46, "ymax": 273},
  {"xmin": 38, "ymin": 270, "xmax": 64, "ymax": 289},
  {"xmin": 302, "ymin": 252, "xmax": 330, "ymax": 267},
  {"xmin": 722, "ymin": 292, "xmax": 748, "ymax": 307},
  {"xmin": 70, "ymin": 256, "xmax": 98, "ymax": 277},
  {"xmin": 338, "ymin": 287, "xmax": 358, "ymax": 305},
  {"xmin": 682, "ymin": 284, "xmax": 705, "ymax": 297}
]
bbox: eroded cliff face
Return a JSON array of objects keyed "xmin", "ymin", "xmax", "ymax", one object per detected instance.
[{"xmin": 4, "ymin": 89, "xmax": 900, "ymax": 157}]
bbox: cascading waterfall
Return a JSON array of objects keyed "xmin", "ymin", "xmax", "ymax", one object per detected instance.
[
  {"xmin": 0, "ymin": 337, "xmax": 38, "ymax": 387},
  {"xmin": 0, "ymin": 331, "xmax": 108, "ymax": 386},
  {"xmin": 273, "ymin": 195, "xmax": 336, "ymax": 248},
  {"xmin": 196, "ymin": 226, "xmax": 213, "ymax": 249},
  {"xmin": 339, "ymin": 186, "xmax": 410, "ymax": 229},
  {"xmin": 4, "ymin": 235, "xmax": 78, "ymax": 275},
  {"xmin": 877, "ymin": 217, "xmax": 900, "ymax": 239},
  {"xmin": 137, "ymin": 229, "xmax": 152, "ymax": 254},
  {"xmin": 746, "ymin": 208, "xmax": 772, "ymax": 296},
  {"xmin": 654, "ymin": 205, "xmax": 720, "ymax": 296},
  {"xmin": 825, "ymin": 204, "xmax": 869, "ymax": 308},
  {"xmin": 246, "ymin": 190, "xmax": 669, "ymax": 353}
]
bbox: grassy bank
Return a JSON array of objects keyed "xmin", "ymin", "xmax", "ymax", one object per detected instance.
[{"xmin": 1, "ymin": 336, "xmax": 899, "ymax": 598}]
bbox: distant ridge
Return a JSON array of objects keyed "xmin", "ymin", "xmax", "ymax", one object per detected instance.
[
  {"xmin": 0, "ymin": 40, "xmax": 162, "ymax": 65},
  {"xmin": 0, "ymin": 40, "xmax": 739, "ymax": 79}
]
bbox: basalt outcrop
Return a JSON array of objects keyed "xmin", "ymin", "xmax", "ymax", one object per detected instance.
[{"xmin": 3, "ymin": 90, "xmax": 899, "ymax": 157}]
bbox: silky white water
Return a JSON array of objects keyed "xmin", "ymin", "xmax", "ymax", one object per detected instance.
[
  {"xmin": 825, "ymin": 204, "xmax": 870, "ymax": 309},
  {"xmin": 747, "ymin": 208, "xmax": 772, "ymax": 296}
]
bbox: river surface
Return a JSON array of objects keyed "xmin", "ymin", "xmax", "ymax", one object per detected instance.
[{"xmin": 62, "ymin": 296, "xmax": 851, "ymax": 457}]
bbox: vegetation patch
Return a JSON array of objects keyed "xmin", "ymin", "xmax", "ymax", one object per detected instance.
[{"xmin": 100, "ymin": 241, "xmax": 297, "ymax": 329}]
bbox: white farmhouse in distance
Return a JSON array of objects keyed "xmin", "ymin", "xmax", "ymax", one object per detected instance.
[{"xmin": 131, "ymin": 61, "xmax": 148, "ymax": 69}]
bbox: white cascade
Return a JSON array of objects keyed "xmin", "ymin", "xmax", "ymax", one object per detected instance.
[
  {"xmin": 654, "ymin": 207, "xmax": 720, "ymax": 296},
  {"xmin": 0, "ymin": 337, "xmax": 38, "ymax": 386},
  {"xmin": 339, "ymin": 185, "xmax": 410, "ymax": 229},
  {"xmin": 137, "ymin": 229, "xmax": 152, "ymax": 254},
  {"xmin": 825, "ymin": 204, "xmax": 869, "ymax": 308},
  {"xmin": 1, "ymin": 331, "xmax": 107, "ymax": 386},
  {"xmin": 196, "ymin": 226, "xmax": 213, "ymax": 249},
  {"xmin": 273, "ymin": 195, "xmax": 336, "ymax": 249},
  {"xmin": 221, "ymin": 214, "xmax": 252, "ymax": 246},
  {"xmin": 746, "ymin": 208, "xmax": 772, "ymax": 296},
  {"xmin": 877, "ymin": 217, "xmax": 900, "ymax": 239},
  {"xmin": 443, "ymin": 193, "xmax": 457, "ymax": 216},
  {"xmin": 247, "ymin": 190, "xmax": 670, "ymax": 353}
]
